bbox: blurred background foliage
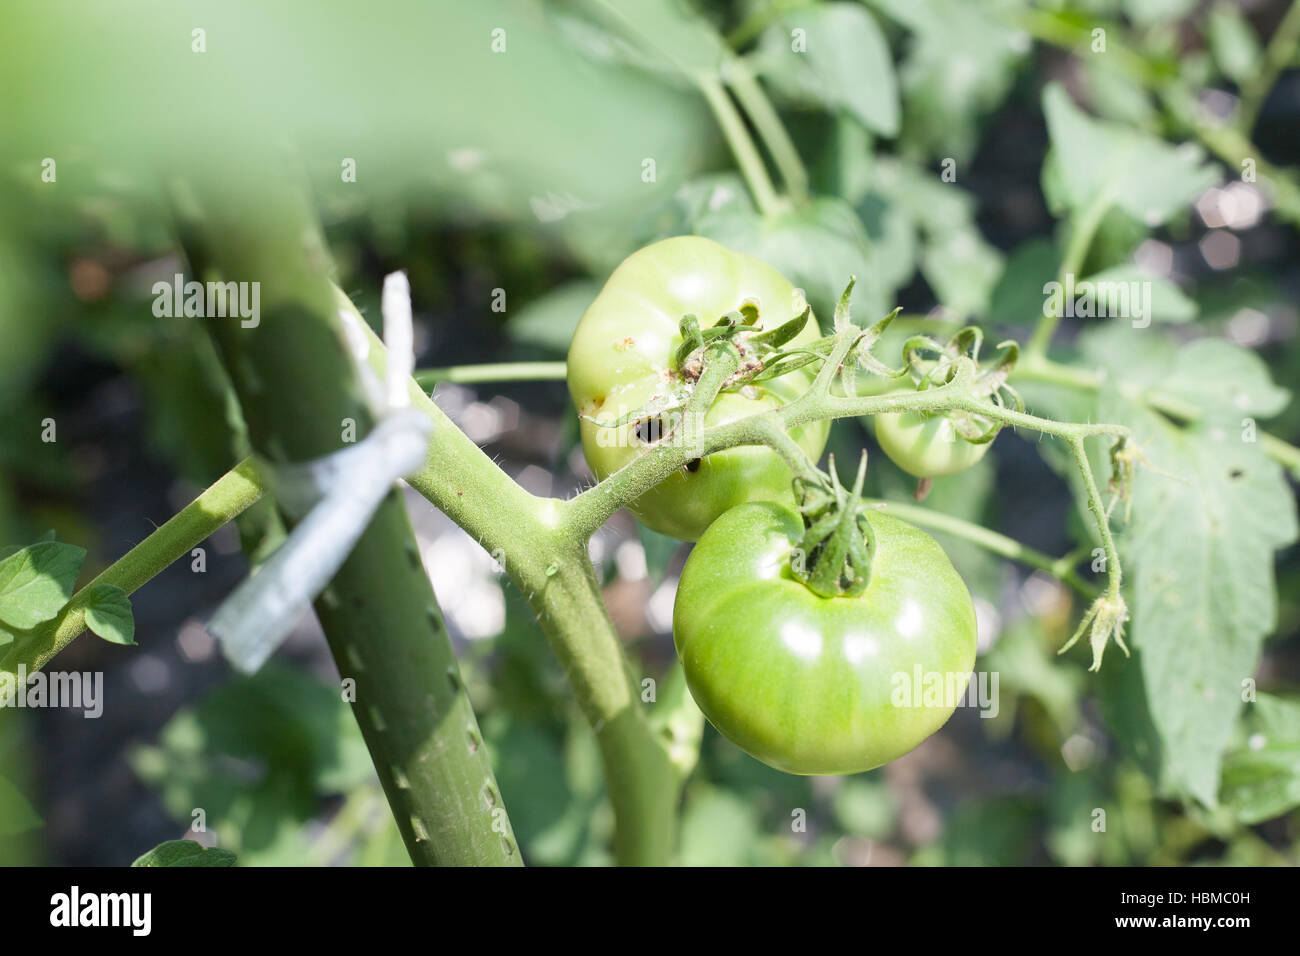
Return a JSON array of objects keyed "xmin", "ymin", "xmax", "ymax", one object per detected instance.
[{"xmin": 1, "ymin": 0, "xmax": 1299, "ymax": 866}]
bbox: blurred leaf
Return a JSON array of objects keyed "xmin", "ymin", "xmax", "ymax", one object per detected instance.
[
  {"xmin": 561, "ymin": 0, "xmax": 726, "ymax": 74},
  {"xmin": 481, "ymin": 711, "xmax": 589, "ymax": 865},
  {"xmin": 131, "ymin": 665, "xmax": 377, "ymax": 864},
  {"xmin": 831, "ymin": 778, "xmax": 895, "ymax": 839},
  {"xmin": 1043, "ymin": 84, "xmax": 1219, "ymax": 226},
  {"xmin": 636, "ymin": 522, "xmax": 681, "ymax": 587},
  {"xmin": 1221, "ymin": 694, "xmax": 1300, "ymax": 824},
  {"xmin": 988, "ymin": 239, "xmax": 1061, "ymax": 324},
  {"xmin": 695, "ymin": 197, "xmax": 886, "ymax": 323},
  {"xmin": 1045, "ymin": 771, "xmax": 1107, "ymax": 866},
  {"xmin": 921, "ymin": 229, "xmax": 1005, "ymax": 319},
  {"xmin": 756, "ymin": 2, "xmax": 899, "ymax": 136},
  {"xmin": 1084, "ymin": 265, "xmax": 1198, "ymax": 324},
  {"xmin": 1124, "ymin": 0, "xmax": 1197, "ymax": 25},
  {"xmin": 869, "ymin": 0, "xmax": 1028, "ymax": 162},
  {"xmin": 874, "ymin": 158, "xmax": 1003, "ymax": 317},
  {"xmin": 132, "ymin": 839, "xmax": 237, "ymax": 867},
  {"xmin": 1083, "ymin": 58, "xmax": 1157, "ymax": 127},
  {"xmin": 0, "ymin": 774, "xmax": 42, "ymax": 836},
  {"xmin": 645, "ymin": 660, "xmax": 704, "ymax": 778},
  {"xmin": 983, "ymin": 620, "xmax": 1086, "ymax": 738},
  {"xmin": 1081, "ymin": 324, "xmax": 1289, "ymax": 423},
  {"xmin": 913, "ymin": 796, "xmax": 1041, "ymax": 865},
  {"xmin": 679, "ymin": 785, "xmax": 760, "ymax": 865},
  {"xmin": 507, "ymin": 280, "xmax": 602, "ymax": 354},
  {"xmin": 1207, "ymin": 3, "xmax": 1261, "ymax": 87},
  {"xmin": 855, "ymin": 189, "xmax": 918, "ymax": 300},
  {"xmin": 82, "ymin": 583, "xmax": 135, "ymax": 646}
]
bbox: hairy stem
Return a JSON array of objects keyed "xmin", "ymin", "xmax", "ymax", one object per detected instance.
[{"xmin": 1069, "ymin": 438, "xmax": 1122, "ymax": 600}]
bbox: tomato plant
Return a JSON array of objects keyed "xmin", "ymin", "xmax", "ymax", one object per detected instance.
[
  {"xmin": 566, "ymin": 236, "xmax": 829, "ymax": 541},
  {"xmin": 673, "ymin": 501, "xmax": 977, "ymax": 775},
  {"xmin": 6, "ymin": 0, "xmax": 1300, "ymax": 879}
]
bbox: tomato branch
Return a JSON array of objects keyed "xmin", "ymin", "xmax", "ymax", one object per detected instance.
[{"xmin": 0, "ymin": 459, "xmax": 266, "ymax": 682}]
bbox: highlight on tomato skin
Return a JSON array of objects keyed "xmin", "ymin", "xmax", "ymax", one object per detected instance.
[
  {"xmin": 566, "ymin": 236, "xmax": 829, "ymax": 542},
  {"xmin": 671, "ymin": 501, "xmax": 978, "ymax": 776}
]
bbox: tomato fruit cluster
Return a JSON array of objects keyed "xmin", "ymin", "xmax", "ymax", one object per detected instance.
[
  {"xmin": 569, "ymin": 238, "xmax": 978, "ymax": 776},
  {"xmin": 566, "ymin": 236, "xmax": 829, "ymax": 541}
]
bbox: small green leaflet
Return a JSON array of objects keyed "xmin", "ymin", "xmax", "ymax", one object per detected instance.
[
  {"xmin": 0, "ymin": 541, "xmax": 86, "ymax": 647},
  {"xmin": 83, "ymin": 584, "xmax": 136, "ymax": 646},
  {"xmin": 131, "ymin": 839, "xmax": 237, "ymax": 867}
]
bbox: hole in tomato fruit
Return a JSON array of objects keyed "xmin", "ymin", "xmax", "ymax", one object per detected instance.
[
  {"xmin": 1228, "ymin": 468, "xmax": 1244, "ymax": 480},
  {"xmin": 685, "ymin": 458, "xmax": 702, "ymax": 473},
  {"xmin": 633, "ymin": 416, "xmax": 670, "ymax": 444}
]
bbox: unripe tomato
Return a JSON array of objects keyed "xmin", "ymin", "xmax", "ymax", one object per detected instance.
[
  {"xmin": 672, "ymin": 502, "xmax": 977, "ymax": 775},
  {"xmin": 567, "ymin": 237, "xmax": 829, "ymax": 541},
  {"xmin": 874, "ymin": 408, "xmax": 990, "ymax": 478}
]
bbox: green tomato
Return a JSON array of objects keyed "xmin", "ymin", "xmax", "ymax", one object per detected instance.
[
  {"xmin": 673, "ymin": 502, "xmax": 977, "ymax": 775},
  {"xmin": 567, "ymin": 236, "xmax": 828, "ymax": 541},
  {"xmin": 874, "ymin": 407, "xmax": 990, "ymax": 478}
]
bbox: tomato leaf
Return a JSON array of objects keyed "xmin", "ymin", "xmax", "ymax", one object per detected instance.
[
  {"xmin": 1089, "ymin": 366, "xmax": 1297, "ymax": 805},
  {"xmin": 131, "ymin": 839, "xmax": 237, "ymax": 867},
  {"xmin": 83, "ymin": 584, "xmax": 136, "ymax": 646},
  {"xmin": 0, "ymin": 541, "xmax": 86, "ymax": 647},
  {"xmin": 1220, "ymin": 694, "xmax": 1300, "ymax": 824},
  {"xmin": 756, "ymin": 2, "xmax": 899, "ymax": 137},
  {"xmin": 1043, "ymin": 83, "xmax": 1219, "ymax": 226}
]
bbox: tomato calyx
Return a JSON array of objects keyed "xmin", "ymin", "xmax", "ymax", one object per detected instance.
[
  {"xmin": 791, "ymin": 453, "xmax": 877, "ymax": 598},
  {"xmin": 1058, "ymin": 592, "xmax": 1130, "ymax": 671},
  {"xmin": 584, "ymin": 305, "xmax": 818, "ymax": 444},
  {"xmin": 894, "ymin": 326, "xmax": 1025, "ymax": 444}
]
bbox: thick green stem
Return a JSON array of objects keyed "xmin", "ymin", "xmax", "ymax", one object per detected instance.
[
  {"xmin": 414, "ymin": 361, "xmax": 566, "ymax": 387},
  {"xmin": 696, "ymin": 74, "xmax": 783, "ymax": 216},
  {"xmin": 178, "ymin": 180, "xmax": 518, "ymax": 867},
  {"xmin": 724, "ymin": 57, "xmax": 809, "ymax": 203},
  {"xmin": 352, "ymin": 307, "xmax": 681, "ymax": 866},
  {"xmin": 0, "ymin": 460, "xmax": 265, "ymax": 681}
]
